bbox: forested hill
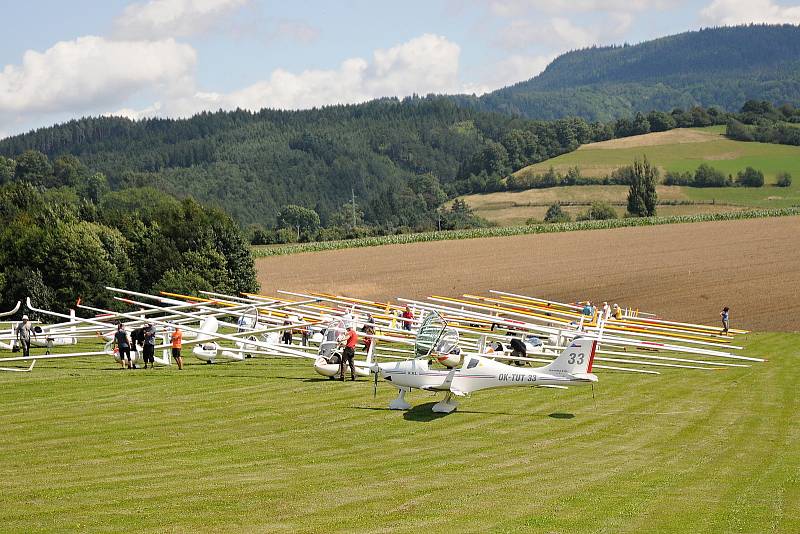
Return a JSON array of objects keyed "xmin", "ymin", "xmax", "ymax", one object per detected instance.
[
  {"xmin": 454, "ymin": 24, "xmax": 800, "ymax": 121},
  {"xmin": 0, "ymin": 97, "xmax": 600, "ymax": 230}
]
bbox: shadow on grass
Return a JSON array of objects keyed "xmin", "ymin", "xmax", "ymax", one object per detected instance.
[
  {"xmin": 274, "ymin": 376, "xmax": 337, "ymax": 383},
  {"xmin": 353, "ymin": 405, "xmax": 578, "ymax": 420},
  {"xmin": 403, "ymin": 402, "xmax": 453, "ymax": 422},
  {"xmin": 351, "ymin": 403, "xmax": 451, "ymax": 422}
]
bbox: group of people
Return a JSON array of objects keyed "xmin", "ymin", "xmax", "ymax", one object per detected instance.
[
  {"xmin": 581, "ymin": 301, "xmax": 622, "ymax": 321},
  {"xmin": 111, "ymin": 322, "xmax": 184, "ymax": 370},
  {"xmin": 580, "ymin": 301, "xmax": 732, "ymax": 334},
  {"xmin": 280, "ymin": 316, "xmax": 310, "ymax": 346}
]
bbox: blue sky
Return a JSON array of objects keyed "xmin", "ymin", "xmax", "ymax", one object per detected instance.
[{"xmin": 1, "ymin": 0, "xmax": 799, "ymax": 137}]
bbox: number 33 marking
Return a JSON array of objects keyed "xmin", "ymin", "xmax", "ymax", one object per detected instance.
[{"xmin": 567, "ymin": 353, "xmax": 585, "ymax": 365}]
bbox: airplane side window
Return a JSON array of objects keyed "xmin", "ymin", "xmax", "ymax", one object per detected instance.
[{"xmin": 467, "ymin": 359, "xmax": 479, "ymax": 369}]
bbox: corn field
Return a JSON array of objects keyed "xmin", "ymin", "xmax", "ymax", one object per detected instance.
[{"xmin": 252, "ymin": 207, "xmax": 800, "ymax": 258}]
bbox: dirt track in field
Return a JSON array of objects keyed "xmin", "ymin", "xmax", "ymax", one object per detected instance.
[{"xmin": 256, "ymin": 216, "xmax": 800, "ymax": 332}]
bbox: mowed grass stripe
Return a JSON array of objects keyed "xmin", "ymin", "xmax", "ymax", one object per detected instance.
[{"xmin": 0, "ymin": 333, "xmax": 797, "ymax": 532}]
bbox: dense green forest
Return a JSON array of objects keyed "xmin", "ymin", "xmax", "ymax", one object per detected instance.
[
  {"xmin": 0, "ymin": 152, "xmax": 257, "ymax": 313},
  {"xmin": 0, "ymin": 97, "xmax": 610, "ymax": 234},
  {"xmin": 725, "ymin": 100, "xmax": 800, "ymax": 145},
  {"xmin": 454, "ymin": 24, "xmax": 800, "ymax": 121},
  {"xmin": 1, "ymin": 98, "xmax": 791, "ymax": 240}
]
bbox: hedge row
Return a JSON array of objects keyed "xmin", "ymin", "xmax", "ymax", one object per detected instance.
[{"xmin": 252, "ymin": 207, "xmax": 800, "ymax": 258}]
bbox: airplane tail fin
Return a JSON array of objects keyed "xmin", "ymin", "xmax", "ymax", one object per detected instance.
[{"xmin": 541, "ymin": 338, "xmax": 597, "ymax": 375}]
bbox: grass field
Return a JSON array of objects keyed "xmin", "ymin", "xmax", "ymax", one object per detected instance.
[
  {"xmin": 461, "ymin": 128, "xmax": 800, "ymax": 224},
  {"xmin": 1, "ymin": 333, "xmax": 798, "ymax": 532},
  {"xmin": 457, "ymin": 185, "xmax": 745, "ymax": 226}
]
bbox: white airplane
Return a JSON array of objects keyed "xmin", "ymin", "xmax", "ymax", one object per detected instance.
[
  {"xmin": 370, "ymin": 313, "xmax": 598, "ymax": 413},
  {"xmin": 313, "ymin": 319, "xmax": 374, "ymax": 378}
]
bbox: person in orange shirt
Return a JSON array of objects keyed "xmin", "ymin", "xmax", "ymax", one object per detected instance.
[
  {"xmin": 171, "ymin": 326, "xmax": 184, "ymax": 370},
  {"xmin": 339, "ymin": 325, "xmax": 358, "ymax": 381}
]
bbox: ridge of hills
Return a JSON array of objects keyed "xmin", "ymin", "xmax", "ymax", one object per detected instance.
[
  {"xmin": 1, "ymin": 25, "xmax": 799, "ymax": 231},
  {"xmin": 454, "ymin": 24, "xmax": 800, "ymax": 121}
]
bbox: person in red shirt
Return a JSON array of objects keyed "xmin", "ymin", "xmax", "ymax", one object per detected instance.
[
  {"xmin": 401, "ymin": 305, "xmax": 414, "ymax": 331},
  {"xmin": 340, "ymin": 325, "xmax": 358, "ymax": 381}
]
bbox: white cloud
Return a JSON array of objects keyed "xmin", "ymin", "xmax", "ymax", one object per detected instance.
[
  {"xmin": 0, "ymin": 36, "xmax": 196, "ymax": 118},
  {"xmin": 274, "ymin": 20, "xmax": 320, "ymax": 44},
  {"xmin": 112, "ymin": 34, "xmax": 467, "ymax": 120},
  {"xmin": 114, "ymin": 0, "xmax": 249, "ymax": 39},
  {"xmin": 497, "ymin": 11, "xmax": 637, "ymax": 51},
  {"xmin": 480, "ymin": 54, "xmax": 554, "ymax": 89},
  {"xmin": 700, "ymin": 0, "xmax": 800, "ymax": 25},
  {"xmin": 487, "ymin": 0, "xmax": 668, "ymax": 16}
]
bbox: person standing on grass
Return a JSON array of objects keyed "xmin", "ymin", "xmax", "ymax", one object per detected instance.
[
  {"xmin": 362, "ymin": 314, "xmax": 375, "ymax": 352},
  {"xmin": 15, "ymin": 315, "xmax": 35, "ymax": 357},
  {"xmin": 113, "ymin": 323, "xmax": 132, "ymax": 369},
  {"xmin": 339, "ymin": 325, "xmax": 358, "ymax": 381},
  {"xmin": 401, "ymin": 305, "xmax": 414, "ymax": 331},
  {"xmin": 171, "ymin": 326, "xmax": 183, "ymax": 370},
  {"xmin": 281, "ymin": 319, "xmax": 293, "ymax": 345},
  {"xmin": 143, "ymin": 322, "xmax": 157, "ymax": 369},
  {"xmin": 720, "ymin": 307, "xmax": 730, "ymax": 334},
  {"xmin": 299, "ymin": 317, "xmax": 310, "ymax": 347}
]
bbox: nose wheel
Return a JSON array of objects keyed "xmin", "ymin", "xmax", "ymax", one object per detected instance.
[{"xmin": 389, "ymin": 388, "xmax": 412, "ymax": 410}]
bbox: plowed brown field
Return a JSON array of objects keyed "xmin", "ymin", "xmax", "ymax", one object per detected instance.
[{"xmin": 256, "ymin": 216, "xmax": 800, "ymax": 332}]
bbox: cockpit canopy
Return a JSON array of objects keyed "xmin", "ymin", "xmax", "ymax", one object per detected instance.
[
  {"xmin": 415, "ymin": 312, "xmax": 460, "ymax": 358},
  {"xmin": 318, "ymin": 319, "xmax": 346, "ymax": 358}
]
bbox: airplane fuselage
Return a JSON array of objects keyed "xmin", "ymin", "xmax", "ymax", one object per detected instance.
[{"xmin": 378, "ymin": 354, "xmax": 597, "ymax": 395}]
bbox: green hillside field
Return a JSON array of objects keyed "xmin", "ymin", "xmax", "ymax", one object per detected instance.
[
  {"xmin": 0, "ymin": 333, "xmax": 797, "ymax": 532},
  {"xmin": 464, "ymin": 128, "xmax": 800, "ymax": 225}
]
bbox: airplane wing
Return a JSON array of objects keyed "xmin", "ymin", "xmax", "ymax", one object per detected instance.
[{"xmin": 0, "ymin": 360, "xmax": 36, "ymax": 372}]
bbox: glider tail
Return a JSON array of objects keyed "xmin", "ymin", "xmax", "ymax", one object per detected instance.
[{"xmin": 541, "ymin": 338, "xmax": 597, "ymax": 375}]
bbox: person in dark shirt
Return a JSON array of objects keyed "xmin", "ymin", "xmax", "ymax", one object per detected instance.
[
  {"xmin": 113, "ymin": 324, "xmax": 132, "ymax": 369},
  {"xmin": 143, "ymin": 323, "xmax": 157, "ymax": 369},
  {"xmin": 281, "ymin": 319, "xmax": 293, "ymax": 345}
]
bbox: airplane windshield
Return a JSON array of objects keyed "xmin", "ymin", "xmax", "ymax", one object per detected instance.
[
  {"xmin": 415, "ymin": 312, "xmax": 459, "ymax": 358},
  {"xmin": 318, "ymin": 320, "xmax": 345, "ymax": 358}
]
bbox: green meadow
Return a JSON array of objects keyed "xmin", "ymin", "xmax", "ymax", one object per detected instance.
[
  {"xmin": 461, "ymin": 128, "xmax": 800, "ymax": 224},
  {"xmin": 0, "ymin": 333, "xmax": 797, "ymax": 532}
]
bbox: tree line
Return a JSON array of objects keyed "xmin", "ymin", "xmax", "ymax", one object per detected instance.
[
  {"xmin": 0, "ymin": 153, "xmax": 258, "ymax": 314},
  {"xmin": 0, "ymin": 97, "xmax": 794, "ymax": 244}
]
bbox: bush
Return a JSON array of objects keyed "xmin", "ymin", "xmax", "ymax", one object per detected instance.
[
  {"xmin": 578, "ymin": 201, "xmax": 617, "ymax": 221},
  {"xmin": 543, "ymin": 202, "xmax": 571, "ymax": 223},
  {"xmin": 736, "ymin": 167, "xmax": 765, "ymax": 187},
  {"xmin": 694, "ymin": 164, "xmax": 729, "ymax": 187},
  {"xmin": 776, "ymin": 172, "xmax": 792, "ymax": 187},
  {"xmin": 664, "ymin": 170, "xmax": 694, "ymax": 186}
]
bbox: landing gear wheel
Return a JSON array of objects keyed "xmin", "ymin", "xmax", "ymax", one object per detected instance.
[
  {"xmin": 389, "ymin": 388, "xmax": 412, "ymax": 410},
  {"xmin": 432, "ymin": 392, "xmax": 458, "ymax": 413}
]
